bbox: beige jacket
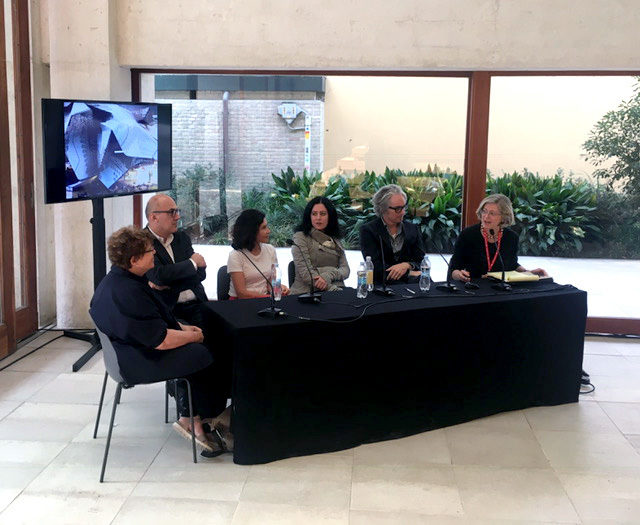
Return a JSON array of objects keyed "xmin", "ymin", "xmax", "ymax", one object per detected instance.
[{"xmin": 289, "ymin": 230, "xmax": 350, "ymax": 295}]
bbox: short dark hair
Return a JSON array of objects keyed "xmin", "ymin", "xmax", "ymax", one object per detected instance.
[
  {"xmin": 231, "ymin": 209, "xmax": 266, "ymax": 250},
  {"xmin": 296, "ymin": 196, "xmax": 342, "ymax": 238},
  {"xmin": 107, "ymin": 226, "xmax": 155, "ymax": 269}
]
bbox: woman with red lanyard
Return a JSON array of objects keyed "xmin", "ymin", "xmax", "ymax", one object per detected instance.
[
  {"xmin": 446, "ymin": 193, "xmax": 595, "ymax": 390},
  {"xmin": 448, "ymin": 193, "xmax": 547, "ymax": 282}
]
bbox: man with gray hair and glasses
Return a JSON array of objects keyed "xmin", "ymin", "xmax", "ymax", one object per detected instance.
[
  {"xmin": 359, "ymin": 184, "xmax": 426, "ymax": 285},
  {"xmin": 145, "ymin": 193, "xmax": 208, "ymax": 326}
]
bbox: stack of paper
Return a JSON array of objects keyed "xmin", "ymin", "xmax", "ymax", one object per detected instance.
[{"xmin": 486, "ymin": 271, "xmax": 540, "ymax": 282}]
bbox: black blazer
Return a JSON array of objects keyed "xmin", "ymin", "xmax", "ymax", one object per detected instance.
[
  {"xmin": 145, "ymin": 228, "xmax": 208, "ymax": 308},
  {"xmin": 359, "ymin": 217, "xmax": 426, "ymax": 284}
]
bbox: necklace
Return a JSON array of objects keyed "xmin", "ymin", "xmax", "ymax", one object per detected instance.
[{"xmin": 481, "ymin": 227, "xmax": 502, "ymax": 272}]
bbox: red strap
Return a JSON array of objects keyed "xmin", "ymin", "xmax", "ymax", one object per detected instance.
[{"xmin": 482, "ymin": 228, "xmax": 502, "ymax": 272}]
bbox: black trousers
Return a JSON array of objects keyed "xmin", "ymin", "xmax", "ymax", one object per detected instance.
[
  {"xmin": 173, "ymin": 300, "xmax": 205, "ymax": 328},
  {"xmin": 170, "ymin": 361, "xmax": 229, "ymax": 419},
  {"xmin": 117, "ymin": 339, "xmax": 228, "ymax": 420}
]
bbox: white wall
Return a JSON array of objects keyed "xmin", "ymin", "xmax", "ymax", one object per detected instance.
[
  {"xmin": 37, "ymin": 0, "xmax": 133, "ymax": 328},
  {"xmin": 31, "ymin": 0, "xmax": 55, "ymax": 325},
  {"xmin": 114, "ymin": 0, "xmax": 640, "ymax": 70}
]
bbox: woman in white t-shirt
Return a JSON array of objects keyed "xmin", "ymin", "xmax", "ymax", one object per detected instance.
[{"xmin": 227, "ymin": 209, "xmax": 290, "ymax": 299}]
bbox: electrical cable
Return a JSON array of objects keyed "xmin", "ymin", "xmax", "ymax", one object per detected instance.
[
  {"xmin": 295, "ymin": 293, "xmax": 429, "ymax": 323},
  {"xmin": 585, "ymin": 332, "xmax": 639, "ymax": 339},
  {"xmin": 1, "ymin": 324, "xmax": 95, "ymax": 371},
  {"xmin": 0, "ymin": 334, "xmax": 65, "ymax": 372},
  {"xmin": 32, "ymin": 328, "xmax": 94, "ymax": 333},
  {"xmin": 292, "ymin": 282, "xmax": 575, "ymax": 324}
]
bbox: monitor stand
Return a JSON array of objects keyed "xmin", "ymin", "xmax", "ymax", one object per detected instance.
[{"xmin": 70, "ymin": 198, "xmax": 105, "ymax": 372}]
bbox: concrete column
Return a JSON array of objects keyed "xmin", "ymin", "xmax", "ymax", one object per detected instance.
[{"xmin": 48, "ymin": 0, "xmax": 131, "ymax": 328}]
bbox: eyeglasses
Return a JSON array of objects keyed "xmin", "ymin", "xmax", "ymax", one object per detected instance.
[
  {"xmin": 144, "ymin": 248, "xmax": 155, "ymax": 254},
  {"xmin": 152, "ymin": 208, "xmax": 180, "ymax": 217},
  {"xmin": 480, "ymin": 210, "xmax": 501, "ymax": 217},
  {"xmin": 388, "ymin": 205, "xmax": 407, "ymax": 213}
]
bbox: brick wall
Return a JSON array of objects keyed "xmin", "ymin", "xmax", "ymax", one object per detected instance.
[{"xmin": 159, "ymin": 98, "xmax": 324, "ymax": 191}]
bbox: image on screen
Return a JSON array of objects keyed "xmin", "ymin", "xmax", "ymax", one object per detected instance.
[{"xmin": 63, "ymin": 101, "xmax": 159, "ymax": 200}]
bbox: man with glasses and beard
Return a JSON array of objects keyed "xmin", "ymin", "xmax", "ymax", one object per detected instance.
[
  {"xmin": 359, "ymin": 184, "xmax": 426, "ymax": 285},
  {"xmin": 145, "ymin": 193, "xmax": 208, "ymax": 326}
]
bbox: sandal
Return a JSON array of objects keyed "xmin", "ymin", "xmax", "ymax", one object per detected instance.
[
  {"xmin": 200, "ymin": 432, "xmax": 225, "ymax": 458},
  {"xmin": 213, "ymin": 422, "xmax": 234, "ymax": 453},
  {"xmin": 172, "ymin": 421, "xmax": 216, "ymax": 453}
]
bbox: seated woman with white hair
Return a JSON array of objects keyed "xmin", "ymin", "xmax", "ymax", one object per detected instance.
[
  {"xmin": 359, "ymin": 184, "xmax": 426, "ymax": 285},
  {"xmin": 448, "ymin": 193, "xmax": 548, "ymax": 282},
  {"xmin": 447, "ymin": 194, "xmax": 596, "ymax": 391}
]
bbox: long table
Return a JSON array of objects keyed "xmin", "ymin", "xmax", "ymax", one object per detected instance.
[{"xmin": 202, "ymin": 279, "xmax": 587, "ymax": 465}]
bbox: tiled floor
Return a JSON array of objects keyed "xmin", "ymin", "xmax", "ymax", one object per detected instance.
[{"xmin": 0, "ymin": 334, "xmax": 639, "ymax": 524}]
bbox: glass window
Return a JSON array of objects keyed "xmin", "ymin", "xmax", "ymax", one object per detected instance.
[
  {"xmin": 488, "ymin": 76, "xmax": 639, "ymax": 318},
  {"xmin": 141, "ymin": 74, "xmax": 468, "ymax": 254},
  {"xmin": 139, "ymin": 73, "xmax": 469, "ymax": 296}
]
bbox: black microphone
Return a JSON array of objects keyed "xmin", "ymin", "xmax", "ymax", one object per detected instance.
[
  {"xmin": 435, "ymin": 249, "xmax": 459, "ymax": 293},
  {"xmin": 237, "ymin": 249, "xmax": 286, "ymax": 318},
  {"xmin": 373, "ymin": 235, "xmax": 395, "ymax": 297},
  {"xmin": 286, "ymin": 238, "xmax": 322, "ymax": 304},
  {"xmin": 489, "ymin": 229, "xmax": 512, "ymax": 292}
]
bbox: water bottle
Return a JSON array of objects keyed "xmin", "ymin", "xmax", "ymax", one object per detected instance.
[
  {"xmin": 419, "ymin": 255, "xmax": 431, "ymax": 292},
  {"xmin": 357, "ymin": 262, "xmax": 368, "ymax": 298},
  {"xmin": 365, "ymin": 256, "xmax": 374, "ymax": 291},
  {"xmin": 271, "ymin": 262, "xmax": 282, "ymax": 301}
]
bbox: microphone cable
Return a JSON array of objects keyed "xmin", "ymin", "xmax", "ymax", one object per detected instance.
[
  {"xmin": 294, "ymin": 281, "xmax": 576, "ymax": 324},
  {"xmin": 295, "ymin": 293, "xmax": 427, "ymax": 324}
]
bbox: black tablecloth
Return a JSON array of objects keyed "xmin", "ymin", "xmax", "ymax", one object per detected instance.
[{"xmin": 202, "ymin": 279, "xmax": 587, "ymax": 464}]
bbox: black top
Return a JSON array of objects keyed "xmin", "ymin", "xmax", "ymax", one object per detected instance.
[
  {"xmin": 145, "ymin": 228, "xmax": 208, "ymax": 308},
  {"xmin": 359, "ymin": 217, "xmax": 426, "ymax": 284},
  {"xmin": 89, "ymin": 266, "xmax": 212, "ymax": 384},
  {"xmin": 448, "ymin": 223, "xmax": 520, "ymax": 278}
]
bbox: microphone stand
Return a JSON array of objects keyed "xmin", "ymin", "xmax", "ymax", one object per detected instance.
[
  {"xmin": 238, "ymin": 249, "xmax": 285, "ymax": 318},
  {"xmin": 373, "ymin": 235, "xmax": 395, "ymax": 297},
  {"xmin": 435, "ymin": 250, "xmax": 459, "ymax": 293},
  {"xmin": 286, "ymin": 238, "xmax": 322, "ymax": 304},
  {"xmin": 489, "ymin": 229, "xmax": 512, "ymax": 292}
]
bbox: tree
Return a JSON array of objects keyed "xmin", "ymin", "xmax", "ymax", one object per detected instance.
[{"xmin": 583, "ymin": 77, "xmax": 640, "ymax": 195}]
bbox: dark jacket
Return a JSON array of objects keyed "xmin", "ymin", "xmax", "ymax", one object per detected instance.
[
  {"xmin": 448, "ymin": 223, "xmax": 520, "ymax": 278},
  {"xmin": 145, "ymin": 228, "xmax": 208, "ymax": 308},
  {"xmin": 359, "ymin": 217, "xmax": 426, "ymax": 284},
  {"xmin": 89, "ymin": 266, "xmax": 212, "ymax": 384}
]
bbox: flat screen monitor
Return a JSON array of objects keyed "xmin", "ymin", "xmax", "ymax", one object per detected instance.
[{"xmin": 42, "ymin": 98, "xmax": 172, "ymax": 204}]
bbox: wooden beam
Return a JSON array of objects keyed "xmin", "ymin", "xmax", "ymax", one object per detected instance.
[
  {"xmin": 462, "ymin": 72, "xmax": 491, "ymax": 228},
  {"xmin": 586, "ymin": 317, "xmax": 640, "ymax": 336},
  {"xmin": 12, "ymin": 0, "xmax": 38, "ymax": 337},
  {"xmin": 0, "ymin": 2, "xmax": 15, "ymax": 356}
]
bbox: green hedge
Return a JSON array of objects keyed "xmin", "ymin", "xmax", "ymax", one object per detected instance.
[
  {"xmin": 242, "ymin": 167, "xmax": 638, "ymax": 258},
  {"xmin": 486, "ymin": 170, "xmax": 602, "ymax": 256}
]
